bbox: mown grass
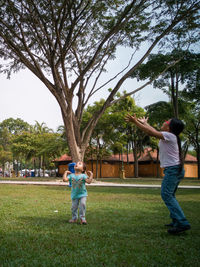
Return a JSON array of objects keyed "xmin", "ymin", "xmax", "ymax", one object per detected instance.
[
  {"xmin": 1, "ymin": 176, "xmax": 200, "ymax": 186},
  {"xmin": 0, "ymin": 185, "xmax": 200, "ymax": 267},
  {"xmin": 0, "ymin": 176, "xmax": 60, "ymax": 182},
  {"xmin": 98, "ymin": 177, "xmax": 200, "ymax": 186}
]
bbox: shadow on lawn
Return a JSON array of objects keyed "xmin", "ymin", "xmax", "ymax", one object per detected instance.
[
  {"xmin": 17, "ymin": 198, "xmax": 200, "ymax": 231},
  {"xmin": 46, "ymin": 185, "xmax": 200, "ymax": 196},
  {"xmin": 1, "ymin": 202, "xmax": 200, "ymax": 266}
]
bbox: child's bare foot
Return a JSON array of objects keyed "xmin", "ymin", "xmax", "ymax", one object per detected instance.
[
  {"xmin": 69, "ymin": 219, "xmax": 77, "ymax": 223},
  {"xmin": 80, "ymin": 219, "xmax": 87, "ymax": 225}
]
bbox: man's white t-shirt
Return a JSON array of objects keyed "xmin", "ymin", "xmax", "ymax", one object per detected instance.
[{"xmin": 159, "ymin": 132, "xmax": 180, "ymax": 168}]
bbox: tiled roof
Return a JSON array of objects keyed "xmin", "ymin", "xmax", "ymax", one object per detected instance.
[
  {"xmin": 54, "ymin": 154, "xmax": 72, "ymax": 162},
  {"xmin": 103, "ymin": 148, "xmax": 157, "ymax": 162},
  {"xmin": 185, "ymin": 153, "xmax": 197, "ymax": 162},
  {"xmin": 54, "ymin": 148, "xmax": 197, "ymax": 163}
]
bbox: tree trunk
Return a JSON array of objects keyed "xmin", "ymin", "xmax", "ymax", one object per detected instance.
[
  {"xmin": 132, "ymin": 140, "xmax": 138, "ymax": 178},
  {"xmin": 126, "ymin": 144, "xmax": 129, "ymax": 164},
  {"xmin": 96, "ymin": 158, "xmax": 99, "ymax": 179},
  {"xmin": 100, "ymin": 158, "xmax": 102, "ymax": 178},
  {"xmin": 196, "ymin": 126, "xmax": 200, "ymax": 179},
  {"xmin": 134, "ymin": 156, "xmax": 139, "ymax": 178},
  {"xmin": 175, "ymin": 71, "xmax": 179, "ymax": 118},
  {"xmin": 34, "ymin": 158, "xmax": 36, "ymax": 177},
  {"xmin": 156, "ymin": 147, "xmax": 160, "ymax": 178},
  {"xmin": 196, "ymin": 140, "xmax": 200, "ymax": 179},
  {"xmin": 43, "ymin": 155, "xmax": 45, "ymax": 178},
  {"xmin": 62, "ymin": 110, "xmax": 85, "ymax": 162},
  {"xmin": 2, "ymin": 163, "xmax": 5, "ymax": 177}
]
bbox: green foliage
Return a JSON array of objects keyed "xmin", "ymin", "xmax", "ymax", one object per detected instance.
[
  {"xmin": 11, "ymin": 132, "xmax": 36, "ymax": 159},
  {"xmin": 131, "ymin": 50, "xmax": 200, "ymax": 118},
  {"xmin": 187, "ymin": 150, "xmax": 197, "ymax": 157},
  {"xmin": 0, "ymin": 118, "xmax": 30, "ymax": 134},
  {"xmin": 35, "ymin": 132, "xmax": 68, "ymax": 165},
  {"xmin": 180, "ymin": 91, "xmax": 200, "ymax": 178},
  {"xmin": 0, "ymin": 0, "xmax": 154, "ymax": 77},
  {"xmin": 0, "ymin": 0, "xmax": 199, "ymax": 160},
  {"xmin": 145, "ymin": 101, "xmax": 172, "ymax": 126},
  {"xmin": 33, "ymin": 121, "xmax": 53, "ymax": 134},
  {"xmin": 0, "ymin": 148, "xmax": 12, "ymax": 167},
  {"xmin": 0, "ymin": 126, "xmax": 11, "ymax": 151},
  {"xmin": 82, "ymin": 95, "xmax": 147, "ymax": 158},
  {"xmin": 131, "ymin": 50, "xmax": 200, "ymax": 93},
  {"xmin": 0, "ymin": 118, "xmax": 68, "ymax": 171}
]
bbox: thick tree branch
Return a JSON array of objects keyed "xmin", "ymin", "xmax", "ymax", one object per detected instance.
[{"xmin": 71, "ymin": 0, "xmax": 145, "ymax": 91}]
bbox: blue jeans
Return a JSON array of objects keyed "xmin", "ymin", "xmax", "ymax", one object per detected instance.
[
  {"xmin": 161, "ymin": 165, "xmax": 190, "ymax": 227},
  {"xmin": 71, "ymin": 197, "xmax": 87, "ymax": 220}
]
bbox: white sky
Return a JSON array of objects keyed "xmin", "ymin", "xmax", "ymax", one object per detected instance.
[{"xmin": 0, "ymin": 47, "xmax": 168, "ymax": 131}]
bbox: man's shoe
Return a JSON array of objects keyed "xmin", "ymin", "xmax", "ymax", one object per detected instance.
[
  {"xmin": 165, "ymin": 222, "xmax": 174, "ymax": 227},
  {"xmin": 168, "ymin": 225, "xmax": 191, "ymax": 234}
]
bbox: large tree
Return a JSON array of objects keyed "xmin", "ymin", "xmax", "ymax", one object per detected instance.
[
  {"xmin": 181, "ymin": 70, "xmax": 200, "ymax": 178},
  {"xmin": 0, "ymin": 0, "xmax": 199, "ymax": 161},
  {"xmin": 0, "ymin": 146, "xmax": 12, "ymax": 177}
]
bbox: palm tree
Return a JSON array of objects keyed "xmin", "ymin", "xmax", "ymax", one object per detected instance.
[{"xmin": 34, "ymin": 121, "xmax": 53, "ymax": 134}]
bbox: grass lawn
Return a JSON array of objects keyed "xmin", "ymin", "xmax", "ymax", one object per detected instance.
[
  {"xmin": 0, "ymin": 176, "xmax": 61, "ymax": 182},
  {"xmin": 98, "ymin": 177, "xmax": 200, "ymax": 186},
  {"xmin": 0, "ymin": 185, "xmax": 199, "ymax": 267},
  {"xmin": 1, "ymin": 176, "xmax": 200, "ymax": 186}
]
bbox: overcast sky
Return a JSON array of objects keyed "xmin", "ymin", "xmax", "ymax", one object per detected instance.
[{"xmin": 0, "ymin": 47, "xmax": 168, "ymax": 131}]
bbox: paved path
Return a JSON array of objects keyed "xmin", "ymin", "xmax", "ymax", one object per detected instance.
[{"xmin": 0, "ymin": 180, "xmax": 200, "ymax": 189}]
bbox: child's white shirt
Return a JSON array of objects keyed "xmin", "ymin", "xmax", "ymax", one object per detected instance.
[{"xmin": 159, "ymin": 132, "xmax": 180, "ymax": 168}]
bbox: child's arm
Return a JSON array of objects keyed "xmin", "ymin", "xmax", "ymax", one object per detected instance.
[
  {"xmin": 63, "ymin": 170, "xmax": 71, "ymax": 182},
  {"xmin": 125, "ymin": 114, "xmax": 164, "ymax": 139},
  {"xmin": 85, "ymin": 171, "xmax": 93, "ymax": 184}
]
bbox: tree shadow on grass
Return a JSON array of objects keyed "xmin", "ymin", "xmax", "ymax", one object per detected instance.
[
  {"xmin": 1, "ymin": 200, "xmax": 200, "ymax": 267},
  {"xmin": 45, "ymin": 185, "xmax": 200, "ymax": 196}
]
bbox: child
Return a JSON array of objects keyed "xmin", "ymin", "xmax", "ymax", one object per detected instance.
[
  {"xmin": 63, "ymin": 161, "xmax": 93, "ymax": 225},
  {"xmin": 125, "ymin": 114, "xmax": 191, "ymax": 234}
]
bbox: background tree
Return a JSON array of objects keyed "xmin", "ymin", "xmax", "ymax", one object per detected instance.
[
  {"xmin": 0, "ymin": 118, "xmax": 30, "ymax": 151},
  {"xmin": 11, "ymin": 132, "xmax": 37, "ymax": 176},
  {"xmin": 0, "ymin": 1, "xmax": 199, "ymax": 161},
  {"xmin": 33, "ymin": 121, "xmax": 53, "ymax": 134},
  {"xmin": 0, "ymin": 118, "xmax": 31, "ymax": 176},
  {"xmin": 5, "ymin": 118, "xmax": 67, "ymax": 177},
  {"xmin": 181, "ymin": 87, "xmax": 200, "ymax": 178},
  {"xmin": 0, "ymin": 126, "xmax": 11, "ymax": 152},
  {"xmin": 31, "ymin": 121, "xmax": 53, "ymax": 175},
  {"xmin": 0, "ymin": 146, "xmax": 12, "ymax": 176},
  {"xmin": 105, "ymin": 93, "xmax": 147, "ymax": 177},
  {"xmin": 35, "ymin": 132, "xmax": 67, "ymax": 177},
  {"xmin": 145, "ymin": 101, "xmax": 173, "ymax": 177},
  {"xmin": 82, "ymin": 99, "xmax": 113, "ymax": 178},
  {"xmin": 131, "ymin": 51, "xmax": 200, "ymax": 118},
  {"xmin": 116, "ymin": 97, "xmax": 147, "ymax": 177},
  {"xmin": 0, "ymin": 118, "xmax": 30, "ymax": 135}
]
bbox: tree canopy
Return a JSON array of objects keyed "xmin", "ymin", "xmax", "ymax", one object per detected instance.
[
  {"xmin": 0, "ymin": 0, "xmax": 199, "ymax": 161},
  {"xmin": 131, "ymin": 50, "xmax": 200, "ymax": 118}
]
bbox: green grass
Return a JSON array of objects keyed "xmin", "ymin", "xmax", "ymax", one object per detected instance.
[
  {"xmin": 0, "ymin": 185, "xmax": 199, "ymax": 266},
  {"xmin": 97, "ymin": 177, "xmax": 200, "ymax": 186},
  {"xmin": 0, "ymin": 176, "xmax": 60, "ymax": 182},
  {"xmin": 1, "ymin": 176, "xmax": 200, "ymax": 186}
]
